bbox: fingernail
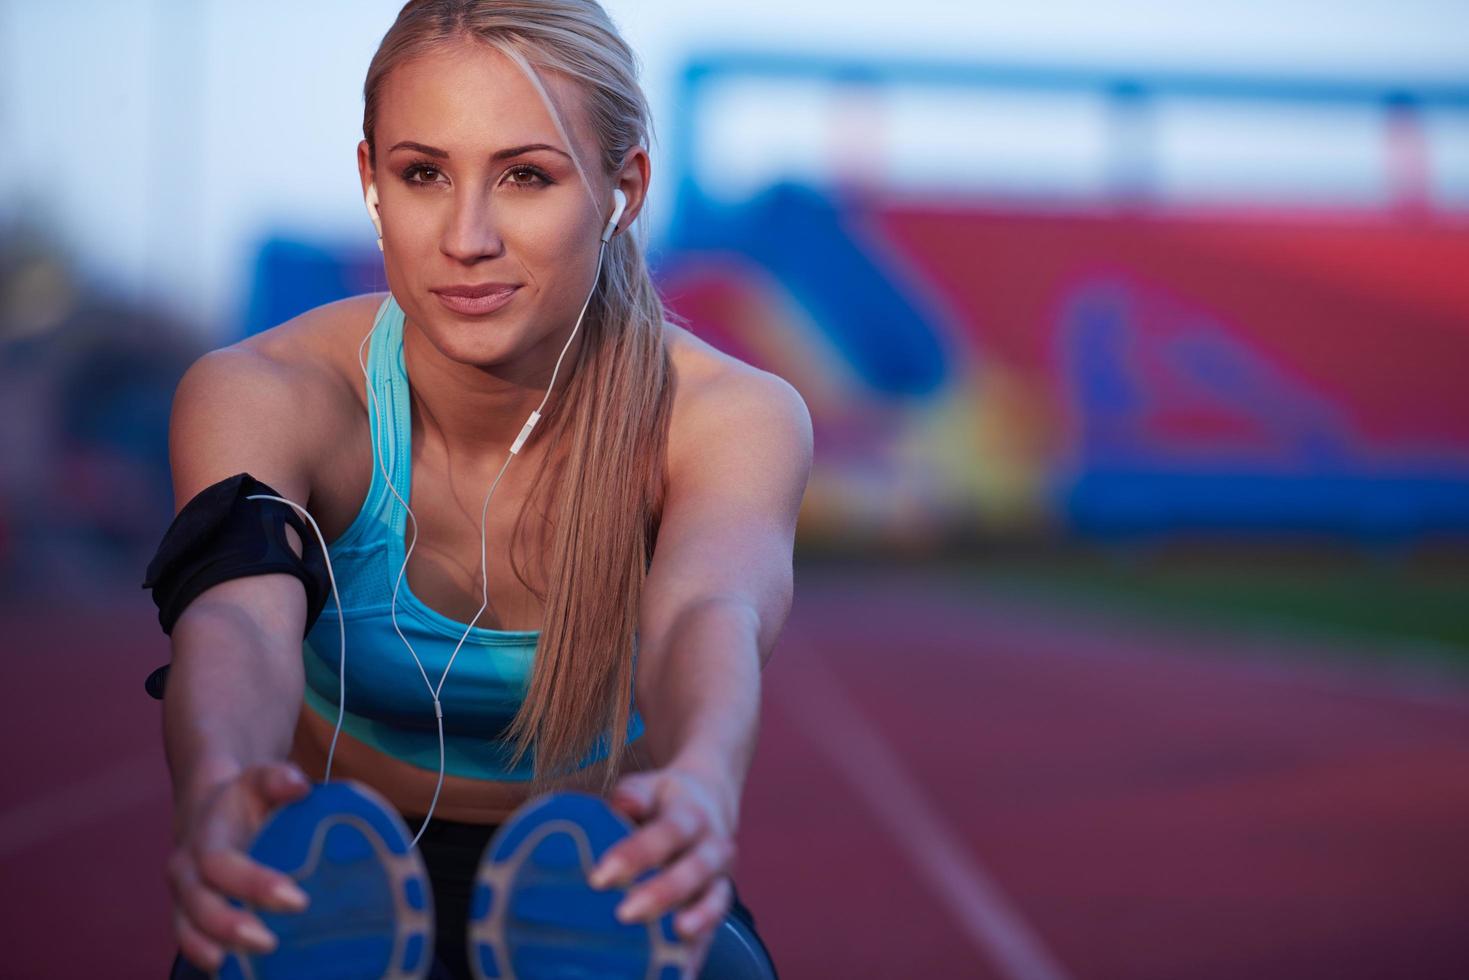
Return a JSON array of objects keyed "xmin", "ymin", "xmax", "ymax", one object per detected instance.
[
  {"xmin": 615, "ymin": 893, "xmax": 651, "ymax": 923},
  {"xmin": 272, "ymin": 880, "xmax": 309, "ymax": 911},
  {"xmin": 589, "ymin": 859, "xmax": 622, "ymax": 889},
  {"xmin": 236, "ymin": 920, "xmax": 278, "ymax": 953}
]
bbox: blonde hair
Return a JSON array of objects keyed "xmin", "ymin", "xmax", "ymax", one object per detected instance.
[{"xmin": 362, "ymin": 0, "xmax": 674, "ymax": 789}]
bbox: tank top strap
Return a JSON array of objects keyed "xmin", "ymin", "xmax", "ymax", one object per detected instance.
[{"xmin": 363, "ymin": 293, "xmax": 413, "ymax": 526}]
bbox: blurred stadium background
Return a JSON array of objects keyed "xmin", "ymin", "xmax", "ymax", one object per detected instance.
[{"xmin": 2, "ymin": 1, "xmax": 1467, "ymax": 977}]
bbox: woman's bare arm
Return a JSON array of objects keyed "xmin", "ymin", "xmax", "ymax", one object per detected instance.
[
  {"xmin": 161, "ymin": 348, "xmax": 321, "ymax": 820},
  {"xmin": 591, "ymin": 365, "xmax": 813, "ymax": 942},
  {"xmin": 637, "ymin": 366, "xmax": 810, "ymax": 782},
  {"xmin": 159, "ymin": 346, "xmax": 331, "ymax": 968}
]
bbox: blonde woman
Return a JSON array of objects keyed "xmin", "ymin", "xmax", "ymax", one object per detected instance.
[{"xmin": 152, "ymin": 2, "xmax": 809, "ymax": 977}]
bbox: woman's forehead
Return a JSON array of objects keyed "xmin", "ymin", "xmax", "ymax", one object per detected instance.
[{"xmin": 376, "ymin": 40, "xmax": 596, "ymax": 162}]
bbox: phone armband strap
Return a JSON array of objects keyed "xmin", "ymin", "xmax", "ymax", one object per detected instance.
[{"xmin": 141, "ymin": 472, "xmax": 330, "ymax": 637}]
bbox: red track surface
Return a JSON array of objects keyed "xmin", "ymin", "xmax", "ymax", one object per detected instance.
[{"xmin": 4, "ymin": 565, "xmax": 1468, "ymax": 978}]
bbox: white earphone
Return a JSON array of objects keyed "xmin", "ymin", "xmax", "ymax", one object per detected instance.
[
  {"xmin": 602, "ymin": 187, "xmax": 627, "ymax": 244},
  {"xmin": 365, "ymin": 182, "xmax": 384, "ymax": 251},
  {"xmin": 365, "ymin": 182, "xmax": 625, "ymax": 250}
]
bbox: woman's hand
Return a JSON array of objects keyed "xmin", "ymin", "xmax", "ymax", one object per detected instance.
[
  {"xmin": 590, "ymin": 765, "xmax": 739, "ymax": 946},
  {"xmin": 165, "ymin": 762, "xmax": 314, "ymax": 972}
]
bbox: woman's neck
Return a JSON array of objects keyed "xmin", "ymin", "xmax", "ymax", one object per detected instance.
[{"xmin": 400, "ymin": 314, "xmax": 583, "ymax": 464}]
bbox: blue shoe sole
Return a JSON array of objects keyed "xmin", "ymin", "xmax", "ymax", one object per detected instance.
[
  {"xmin": 216, "ymin": 780, "xmax": 434, "ymax": 980},
  {"xmin": 467, "ymin": 792, "xmax": 698, "ymax": 980}
]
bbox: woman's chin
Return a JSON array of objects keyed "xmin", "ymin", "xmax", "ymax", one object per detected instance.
[
  {"xmin": 439, "ymin": 333, "xmax": 524, "ymax": 369},
  {"xmin": 403, "ymin": 297, "xmax": 566, "ymax": 374},
  {"xmin": 413, "ymin": 309, "xmax": 527, "ymax": 366}
]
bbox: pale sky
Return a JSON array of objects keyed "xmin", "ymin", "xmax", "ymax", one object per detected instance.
[{"xmin": 1, "ymin": 0, "xmax": 1465, "ymax": 334}]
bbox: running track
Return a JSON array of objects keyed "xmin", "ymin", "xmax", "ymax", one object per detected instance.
[{"xmin": 3, "ymin": 562, "xmax": 1468, "ymax": 978}]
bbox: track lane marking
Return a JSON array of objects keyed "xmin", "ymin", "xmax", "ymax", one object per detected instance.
[{"xmin": 776, "ymin": 651, "xmax": 1076, "ymax": 980}]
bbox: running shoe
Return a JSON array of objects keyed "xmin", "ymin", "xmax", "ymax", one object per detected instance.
[
  {"xmin": 217, "ymin": 780, "xmax": 434, "ymax": 980},
  {"xmin": 467, "ymin": 791, "xmax": 700, "ymax": 980}
]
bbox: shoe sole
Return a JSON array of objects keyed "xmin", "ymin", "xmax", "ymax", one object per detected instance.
[
  {"xmin": 467, "ymin": 791, "xmax": 698, "ymax": 980},
  {"xmin": 217, "ymin": 780, "xmax": 434, "ymax": 980}
]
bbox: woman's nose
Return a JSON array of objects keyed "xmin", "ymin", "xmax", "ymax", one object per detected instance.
[{"xmin": 439, "ymin": 192, "xmax": 505, "ymax": 263}]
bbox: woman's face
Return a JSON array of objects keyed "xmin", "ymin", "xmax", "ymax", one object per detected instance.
[{"xmin": 358, "ymin": 39, "xmax": 645, "ymax": 374}]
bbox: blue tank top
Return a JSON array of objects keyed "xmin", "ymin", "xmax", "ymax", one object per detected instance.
[{"xmin": 301, "ymin": 293, "xmax": 644, "ymax": 779}]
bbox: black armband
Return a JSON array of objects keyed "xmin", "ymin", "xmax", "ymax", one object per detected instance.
[{"xmin": 141, "ymin": 472, "xmax": 331, "ymax": 638}]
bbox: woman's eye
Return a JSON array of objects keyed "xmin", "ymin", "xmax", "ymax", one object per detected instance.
[
  {"xmin": 397, "ymin": 163, "xmax": 550, "ymax": 188},
  {"xmin": 504, "ymin": 166, "xmax": 551, "ymax": 188},
  {"xmin": 401, "ymin": 163, "xmax": 443, "ymax": 185}
]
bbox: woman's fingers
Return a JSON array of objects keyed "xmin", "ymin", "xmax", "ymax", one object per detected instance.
[
  {"xmin": 615, "ymin": 835, "xmax": 735, "ymax": 926},
  {"xmin": 174, "ymin": 868, "xmax": 279, "ymax": 954},
  {"xmin": 590, "ymin": 767, "xmax": 739, "ymax": 944},
  {"xmin": 174, "ymin": 908, "xmax": 225, "ymax": 974},
  {"xmin": 608, "ymin": 772, "xmax": 659, "ymax": 822},
  {"xmin": 168, "ymin": 849, "xmax": 280, "ymax": 957},
  {"xmin": 249, "ymin": 761, "xmax": 311, "ymax": 808},
  {"xmin": 593, "ymin": 799, "xmax": 704, "ymax": 889},
  {"xmin": 166, "ymin": 762, "xmax": 314, "ymax": 972},
  {"xmin": 196, "ymin": 846, "xmax": 309, "ymax": 913},
  {"xmin": 674, "ymin": 874, "xmax": 733, "ymax": 943}
]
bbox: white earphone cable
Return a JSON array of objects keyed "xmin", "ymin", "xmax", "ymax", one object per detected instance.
[
  {"xmin": 264, "ymin": 184, "xmax": 627, "ymax": 847},
  {"xmin": 352, "ymin": 235, "xmax": 611, "ymax": 848},
  {"xmin": 241, "ymin": 494, "xmax": 348, "ymax": 784}
]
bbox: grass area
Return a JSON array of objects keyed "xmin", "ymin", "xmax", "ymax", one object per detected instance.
[
  {"xmin": 970, "ymin": 549, "xmax": 1469, "ymax": 672},
  {"xmin": 805, "ymin": 542, "xmax": 1469, "ymax": 675}
]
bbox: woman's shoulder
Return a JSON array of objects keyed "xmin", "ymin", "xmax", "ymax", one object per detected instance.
[
  {"xmin": 662, "ymin": 318, "xmax": 812, "ymax": 455},
  {"xmin": 211, "ymin": 291, "xmax": 388, "ymax": 418},
  {"xmin": 175, "ymin": 293, "xmax": 386, "ymax": 456},
  {"xmin": 664, "ymin": 318, "xmax": 778, "ymax": 396},
  {"xmin": 235, "ymin": 291, "xmax": 388, "ymax": 393},
  {"xmin": 167, "ymin": 293, "xmax": 384, "ymax": 505}
]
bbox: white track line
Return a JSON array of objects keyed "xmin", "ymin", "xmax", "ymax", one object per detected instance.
[
  {"xmin": 0, "ymin": 754, "xmax": 166, "ymax": 860},
  {"xmin": 776, "ymin": 651, "xmax": 1076, "ymax": 980}
]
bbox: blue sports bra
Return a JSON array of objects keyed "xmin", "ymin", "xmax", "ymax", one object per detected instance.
[{"xmin": 301, "ymin": 293, "xmax": 644, "ymax": 779}]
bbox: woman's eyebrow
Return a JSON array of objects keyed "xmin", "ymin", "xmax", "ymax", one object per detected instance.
[{"xmin": 387, "ymin": 140, "xmax": 571, "ymax": 161}]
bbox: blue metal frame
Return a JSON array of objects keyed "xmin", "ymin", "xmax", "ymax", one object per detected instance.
[{"xmin": 668, "ymin": 48, "xmax": 1469, "ymax": 223}]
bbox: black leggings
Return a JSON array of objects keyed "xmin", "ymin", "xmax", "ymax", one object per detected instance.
[
  {"xmin": 168, "ymin": 815, "xmax": 778, "ymax": 979},
  {"xmin": 415, "ymin": 815, "xmax": 778, "ymax": 979}
]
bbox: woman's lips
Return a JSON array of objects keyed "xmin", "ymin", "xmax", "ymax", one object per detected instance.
[{"xmin": 432, "ymin": 286, "xmax": 520, "ymax": 316}]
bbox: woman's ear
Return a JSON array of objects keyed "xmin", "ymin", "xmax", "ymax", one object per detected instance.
[
  {"xmin": 611, "ymin": 146, "xmax": 651, "ymax": 234},
  {"xmin": 357, "ymin": 141, "xmax": 383, "ymax": 249},
  {"xmin": 357, "ymin": 139, "xmax": 374, "ymax": 200}
]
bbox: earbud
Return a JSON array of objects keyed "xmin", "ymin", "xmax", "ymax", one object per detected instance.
[
  {"xmin": 365, "ymin": 182, "xmax": 383, "ymax": 251},
  {"xmin": 601, "ymin": 188, "xmax": 627, "ymax": 244}
]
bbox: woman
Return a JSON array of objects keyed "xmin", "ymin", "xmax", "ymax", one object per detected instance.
[{"xmin": 156, "ymin": 2, "xmax": 811, "ymax": 977}]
